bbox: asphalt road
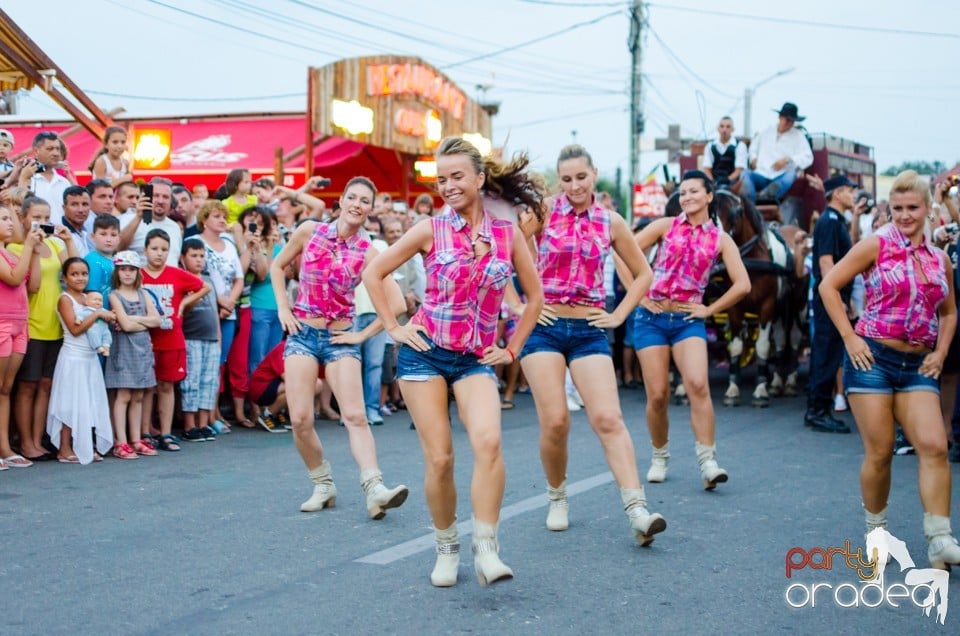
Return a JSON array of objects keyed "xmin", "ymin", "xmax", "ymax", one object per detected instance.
[{"xmin": 2, "ymin": 374, "xmax": 958, "ymax": 635}]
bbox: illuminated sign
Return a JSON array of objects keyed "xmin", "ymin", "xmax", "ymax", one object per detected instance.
[
  {"xmin": 395, "ymin": 108, "xmax": 443, "ymax": 148},
  {"xmin": 331, "ymin": 99, "xmax": 374, "ymax": 135},
  {"xmin": 132, "ymin": 129, "xmax": 172, "ymax": 170},
  {"xmin": 462, "ymin": 133, "xmax": 492, "ymax": 157},
  {"xmin": 366, "ymin": 63, "xmax": 466, "ymax": 120},
  {"xmin": 414, "ymin": 157, "xmax": 437, "ymax": 183}
]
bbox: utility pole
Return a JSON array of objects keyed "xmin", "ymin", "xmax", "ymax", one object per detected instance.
[{"xmin": 628, "ymin": 0, "xmax": 644, "ymax": 224}]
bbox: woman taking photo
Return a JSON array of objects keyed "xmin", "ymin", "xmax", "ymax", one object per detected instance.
[
  {"xmin": 820, "ymin": 170, "xmax": 960, "ymax": 569},
  {"xmin": 518, "ymin": 144, "xmax": 665, "ymax": 545},
  {"xmin": 363, "ymin": 137, "xmax": 543, "ymax": 588},
  {"xmin": 632, "ymin": 170, "xmax": 750, "ymax": 490},
  {"xmin": 270, "ymin": 177, "xmax": 408, "ymax": 520}
]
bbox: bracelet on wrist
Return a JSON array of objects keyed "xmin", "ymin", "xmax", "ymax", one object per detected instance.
[{"xmin": 506, "ymin": 347, "xmax": 516, "ymax": 362}]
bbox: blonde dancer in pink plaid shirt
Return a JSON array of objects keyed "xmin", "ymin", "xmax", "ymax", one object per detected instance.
[
  {"xmin": 364, "ymin": 137, "xmax": 544, "ymax": 588},
  {"xmin": 516, "ymin": 144, "xmax": 667, "ymax": 547},
  {"xmin": 821, "ymin": 170, "xmax": 960, "ymax": 570}
]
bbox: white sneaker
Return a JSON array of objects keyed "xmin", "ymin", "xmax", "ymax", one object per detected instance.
[
  {"xmin": 566, "ymin": 395, "xmax": 582, "ymax": 412},
  {"xmin": 834, "ymin": 394, "xmax": 848, "ymax": 412}
]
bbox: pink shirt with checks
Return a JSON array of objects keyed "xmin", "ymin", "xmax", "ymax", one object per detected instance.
[
  {"xmin": 856, "ymin": 224, "xmax": 948, "ymax": 350},
  {"xmin": 537, "ymin": 194, "xmax": 610, "ymax": 308},
  {"xmin": 648, "ymin": 214, "xmax": 721, "ymax": 304},
  {"xmin": 293, "ymin": 221, "xmax": 371, "ymax": 322},
  {"xmin": 411, "ymin": 208, "xmax": 514, "ymax": 356}
]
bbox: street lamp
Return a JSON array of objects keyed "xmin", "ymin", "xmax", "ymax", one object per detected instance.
[{"xmin": 743, "ymin": 67, "xmax": 795, "ymax": 138}]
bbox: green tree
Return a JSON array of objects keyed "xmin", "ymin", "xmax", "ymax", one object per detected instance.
[{"xmin": 881, "ymin": 160, "xmax": 952, "ymax": 176}]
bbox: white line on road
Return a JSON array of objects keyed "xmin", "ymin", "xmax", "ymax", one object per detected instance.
[{"xmin": 354, "ymin": 471, "xmax": 615, "ymax": 565}]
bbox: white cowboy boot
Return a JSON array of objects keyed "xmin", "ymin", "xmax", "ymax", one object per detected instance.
[
  {"xmin": 431, "ymin": 522, "xmax": 460, "ymax": 587},
  {"xmin": 924, "ymin": 512, "xmax": 960, "ymax": 570},
  {"xmin": 546, "ymin": 480, "xmax": 569, "ymax": 531},
  {"xmin": 696, "ymin": 442, "xmax": 729, "ymax": 490},
  {"xmin": 360, "ymin": 469, "xmax": 409, "ymax": 520},
  {"xmin": 472, "ymin": 520, "xmax": 514, "ymax": 586},
  {"xmin": 620, "ymin": 487, "xmax": 667, "ymax": 546},
  {"xmin": 301, "ymin": 460, "xmax": 337, "ymax": 512},
  {"xmin": 647, "ymin": 443, "xmax": 670, "ymax": 483}
]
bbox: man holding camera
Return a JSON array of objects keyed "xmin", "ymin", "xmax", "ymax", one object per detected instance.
[
  {"xmin": 119, "ymin": 178, "xmax": 182, "ymax": 266},
  {"xmin": 24, "ymin": 131, "xmax": 71, "ymax": 224}
]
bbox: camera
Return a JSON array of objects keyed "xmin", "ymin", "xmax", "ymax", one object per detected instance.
[
  {"xmin": 34, "ymin": 161, "xmax": 46, "ymax": 174},
  {"xmin": 946, "ymin": 223, "xmax": 960, "ymax": 236},
  {"xmin": 39, "ymin": 223, "xmax": 55, "ymax": 235},
  {"xmin": 316, "ymin": 177, "xmax": 331, "ymax": 188},
  {"xmin": 949, "ymin": 175, "xmax": 960, "ymax": 186},
  {"xmin": 248, "ymin": 222, "xmax": 258, "ymax": 233}
]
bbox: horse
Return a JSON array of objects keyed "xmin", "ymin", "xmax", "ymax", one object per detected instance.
[{"xmin": 710, "ymin": 190, "xmax": 799, "ymax": 407}]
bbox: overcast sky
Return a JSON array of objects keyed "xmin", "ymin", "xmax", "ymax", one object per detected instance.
[{"xmin": 4, "ymin": 0, "xmax": 958, "ymax": 181}]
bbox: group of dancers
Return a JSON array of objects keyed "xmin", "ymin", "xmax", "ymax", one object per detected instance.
[{"xmin": 269, "ymin": 135, "xmax": 960, "ymax": 587}]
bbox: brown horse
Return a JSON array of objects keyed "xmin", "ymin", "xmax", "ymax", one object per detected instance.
[{"xmin": 711, "ymin": 190, "xmax": 796, "ymax": 406}]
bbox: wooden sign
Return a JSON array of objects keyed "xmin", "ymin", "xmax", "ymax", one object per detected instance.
[{"xmin": 311, "ymin": 56, "xmax": 491, "ymax": 156}]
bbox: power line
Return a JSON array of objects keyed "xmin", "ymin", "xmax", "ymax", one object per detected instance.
[
  {"xmin": 647, "ymin": 2, "xmax": 960, "ymax": 39},
  {"xmin": 503, "ymin": 104, "xmax": 628, "ymax": 129},
  {"xmin": 646, "ymin": 24, "xmax": 736, "ymax": 99},
  {"xmin": 85, "ymin": 90, "xmax": 305, "ymax": 102},
  {"xmin": 442, "ymin": 10, "xmax": 623, "ymax": 70},
  {"xmin": 519, "ymin": 0, "xmax": 626, "ymax": 6}
]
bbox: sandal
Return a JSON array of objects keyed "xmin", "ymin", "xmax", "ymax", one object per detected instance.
[
  {"xmin": 500, "ymin": 400, "xmax": 515, "ymax": 410},
  {"xmin": 132, "ymin": 439, "xmax": 158, "ymax": 456},
  {"xmin": 235, "ymin": 418, "xmax": 257, "ymax": 429},
  {"xmin": 3, "ymin": 454, "xmax": 33, "ymax": 468},
  {"xmin": 113, "ymin": 443, "xmax": 138, "ymax": 460},
  {"xmin": 156, "ymin": 434, "xmax": 181, "ymax": 452}
]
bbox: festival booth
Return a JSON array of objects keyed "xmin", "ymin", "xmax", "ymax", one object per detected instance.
[{"xmin": 1, "ymin": 56, "xmax": 493, "ymax": 206}]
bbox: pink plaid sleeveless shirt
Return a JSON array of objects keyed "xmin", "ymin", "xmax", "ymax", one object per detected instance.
[
  {"xmin": 537, "ymin": 194, "xmax": 610, "ymax": 308},
  {"xmin": 648, "ymin": 213, "xmax": 721, "ymax": 304},
  {"xmin": 293, "ymin": 221, "xmax": 371, "ymax": 322},
  {"xmin": 856, "ymin": 224, "xmax": 948, "ymax": 350},
  {"xmin": 411, "ymin": 208, "xmax": 514, "ymax": 355}
]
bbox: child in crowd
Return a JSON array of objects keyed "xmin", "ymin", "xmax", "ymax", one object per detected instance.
[
  {"xmin": 75, "ymin": 291, "xmax": 112, "ymax": 356},
  {"xmin": 47, "ymin": 258, "xmax": 115, "ymax": 464},
  {"xmin": 89, "ymin": 126, "xmax": 131, "ymax": 187},
  {"xmin": 248, "ymin": 340, "xmax": 299, "ymax": 433},
  {"xmin": 0, "ymin": 129, "xmax": 14, "ymax": 180},
  {"xmin": 84, "ymin": 214, "xmax": 120, "ymax": 299},
  {"xmin": 0, "ymin": 206, "xmax": 41, "ymax": 469},
  {"xmin": 179, "ymin": 238, "xmax": 223, "ymax": 442},
  {"xmin": 222, "ymin": 168, "xmax": 257, "ymax": 225},
  {"xmin": 106, "ymin": 250, "xmax": 161, "ymax": 459},
  {"xmin": 140, "ymin": 229, "xmax": 210, "ymax": 452}
]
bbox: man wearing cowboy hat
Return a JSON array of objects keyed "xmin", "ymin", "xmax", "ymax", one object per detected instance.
[{"xmin": 743, "ymin": 102, "xmax": 814, "ymax": 202}]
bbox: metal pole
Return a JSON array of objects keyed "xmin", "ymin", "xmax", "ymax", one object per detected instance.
[
  {"xmin": 743, "ymin": 87, "xmax": 753, "ymax": 139},
  {"xmin": 628, "ymin": 0, "xmax": 644, "ymax": 224}
]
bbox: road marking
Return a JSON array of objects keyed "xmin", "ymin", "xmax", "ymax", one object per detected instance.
[{"xmin": 354, "ymin": 471, "xmax": 615, "ymax": 565}]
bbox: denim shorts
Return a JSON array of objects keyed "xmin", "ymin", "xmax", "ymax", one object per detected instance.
[
  {"xmin": 520, "ymin": 317, "xmax": 611, "ymax": 362},
  {"xmin": 632, "ymin": 307, "xmax": 706, "ymax": 350},
  {"xmin": 397, "ymin": 335, "xmax": 495, "ymax": 384},
  {"xmin": 284, "ymin": 323, "xmax": 360, "ymax": 365},
  {"xmin": 844, "ymin": 337, "xmax": 939, "ymax": 395}
]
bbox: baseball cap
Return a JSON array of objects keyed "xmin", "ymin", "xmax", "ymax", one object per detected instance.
[
  {"xmin": 0, "ymin": 129, "xmax": 14, "ymax": 146},
  {"xmin": 113, "ymin": 250, "xmax": 143, "ymax": 268}
]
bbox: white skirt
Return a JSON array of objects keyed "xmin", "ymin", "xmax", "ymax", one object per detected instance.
[{"xmin": 46, "ymin": 348, "xmax": 113, "ymax": 465}]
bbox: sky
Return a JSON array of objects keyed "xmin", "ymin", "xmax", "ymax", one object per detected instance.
[{"xmin": 3, "ymin": 0, "xmax": 959, "ymax": 182}]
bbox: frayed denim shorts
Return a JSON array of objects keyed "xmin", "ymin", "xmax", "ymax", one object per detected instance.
[
  {"xmin": 397, "ymin": 335, "xmax": 495, "ymax": 385},
  {"xmin": 520, "ymin": 317, "xmax": 611, "ymax": 362},
  {"xmin": 843, "ymin": 337, "xmax": 939, "ymax": 396},
  {"xmin": 632, "ymin": 307, "xmax": 706, "ymax": 350},
  {"xmin": 284, "ymin": 323, "xmax": 360, "ymax": 366}
]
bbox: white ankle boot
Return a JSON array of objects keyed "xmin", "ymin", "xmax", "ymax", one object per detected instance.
[
  {"xmin": 360, "ymin": 469, "xmax": 409, "ymax": 520},
  {"xmin": 472, "ymin": 520, "xmax": 514, "ymax": 586},
  {"xmin": 546, "ymin": 480, "xmax": 569, "ymax": 531},
  {"xmin": 620, "ymin": 487, "xmax": 667, "ymax": 546},
  {"xmin": 301, "ymin": 460, "xmax": 337, "ymax": 512},
  {"xmin": 431, "ymin": 523, "xmax": 460, "ymax": 587},
  {"xmin": 924, "ymin": 512, "xmax": 960, "ymax": 570},
  {"xmin": 863, "ymin": 506, "xmax": 890, "ymax": 564},
  {"xmin": 647, "ymin": 443, "xmax": 669, "ymax": 483},
  {"xmin": 695, "ymin": 442, "xmax": 728, "ymax": 490}
]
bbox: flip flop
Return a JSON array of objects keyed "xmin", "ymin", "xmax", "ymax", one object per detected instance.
[
  {"xmin": 0, "ymin": 459, "xmax": 7, "ymax": 471},
  {"xmin": 57, "ymin": 455, "xmax": 80, "ymax": 464},
  {"xmin": 3, "ymin": 454, "xmax": 33, "ymax": 468},
  {"xmin": 235, "ymin": 419, "xmax": 257, "ymax": 429},
  {"xmin": 500, "ymin": 400, "xmax": 515, "ymax": 410}
]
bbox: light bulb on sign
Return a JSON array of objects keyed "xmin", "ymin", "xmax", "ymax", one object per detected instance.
[
  {"xmin": 331, "ymin": 99, "xmax": 374, "ymax": 136},
  {"xmin": 132, "ymin": 129, "xmax": 172, "ymax": 170},
  {"xmin": 425, "ymin": 110, "xmax": 442, "ymax": 148}
]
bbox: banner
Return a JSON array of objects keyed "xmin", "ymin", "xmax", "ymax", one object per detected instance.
[{"xmin": 633, "ymin": 181, "xmax": 667, "ymax": 218}]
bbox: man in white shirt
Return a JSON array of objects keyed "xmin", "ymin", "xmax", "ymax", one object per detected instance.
[
  {"xmin": 743, "ymin": 102, "xmax": 814, "ymax": 202},
  {"xmin": 702, "ymin": 116, "xmax": 748, "ymax": 190},
  {"xmin": 119, "ymin": 178, "xmax": 183, "ymax": 266},
  {"xmin": 27, "ymin": 131, "xmax": 71, "ymax": 224}
]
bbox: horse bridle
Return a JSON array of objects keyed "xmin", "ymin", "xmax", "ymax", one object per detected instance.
[{"xmin": 718, "ymin": 191, "xmax": 763, "ymax": 257}]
